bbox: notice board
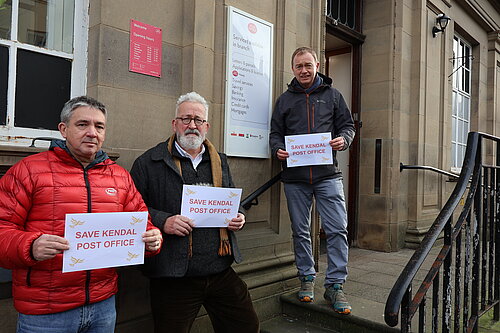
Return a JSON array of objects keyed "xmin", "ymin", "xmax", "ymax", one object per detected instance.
[
  {"xmin": 129, "ymin": 19, "xmax": 162, "ymax": 77},
  {"xmin": 224, "ymin": 7, "xmax": 274, "ymax": 158}
]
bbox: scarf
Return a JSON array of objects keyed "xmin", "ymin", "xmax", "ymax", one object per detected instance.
[
  {"xmin": 301, "ymin": 74, "xmax": 322, "ymax": 94},
  {"xmin": 167, "ymin": 134, "xmax": 232, "ymax": 257}
]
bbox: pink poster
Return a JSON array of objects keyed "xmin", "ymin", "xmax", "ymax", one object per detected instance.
[{"xmin": 129, "ymin": 19, "xmax": 162, "ymax": 77}]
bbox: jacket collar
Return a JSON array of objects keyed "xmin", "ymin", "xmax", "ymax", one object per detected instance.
[
  {"xmin": 150, "ymin": 140, "xmax": 171, "ymax": 162},
  {"xmin": 149, "ymin": 138, "xmax": 184, "ymax": 178},
  {"xmin": 288, "ymin": 72, "xmax": 332, "ymax": 93},
  {"xmin": 49, "ymin": 139, "xmax": 110, "ymax": 168}
]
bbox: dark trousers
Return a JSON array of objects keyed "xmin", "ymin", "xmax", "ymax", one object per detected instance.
[{"xmin": 150, "ymin": 268, "xmax": 259, "ymax": 333}]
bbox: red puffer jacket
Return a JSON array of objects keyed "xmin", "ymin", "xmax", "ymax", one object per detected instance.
[{"xmin": 0, "ymin": 145, "xmax": 159, "ymax": 315}]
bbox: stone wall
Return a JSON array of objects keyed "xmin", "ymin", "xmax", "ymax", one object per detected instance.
[
  {"xmin": 357, "ymin": 0, "xmax": 500, "ymax": 251},
  {"xmin": 86, "ymin": 0, "xmax": 323, "ymax": 331}
]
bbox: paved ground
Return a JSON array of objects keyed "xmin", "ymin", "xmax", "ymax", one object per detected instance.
[
  {"xmin": 316, "ymin": 247, "xmax": 436, "ymax": 328},
  {"xmin": 338, "ymin": 247, "xmax": 499, "ymax": 332},
  {"xmin": 262, "ymin": 246, "xmax": 500, "ymax": 332}
]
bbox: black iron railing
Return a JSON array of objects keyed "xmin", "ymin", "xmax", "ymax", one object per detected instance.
[
  {"xmin": 241, "ymin": 172, "xmax": 281, "ymax": 210},
  {"xmin": 400, "ymin": 162, "xmax": 459, "ymax": 179},
  {"xmin": 29, "ymin": 137, "xmax": 59, "ymax": 147},
  {"xmin": 385, "ymin": 131, "xmax": 500, "ymax": 332}
]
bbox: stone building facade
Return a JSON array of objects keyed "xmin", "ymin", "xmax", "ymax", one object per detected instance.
[{"xmin": 0, "ymin": 0, "xmax": 498, "ymax": 331}]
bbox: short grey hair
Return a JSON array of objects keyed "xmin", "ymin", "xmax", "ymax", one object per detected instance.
[
  {"xmin": 60, "ymin": 96, "xmax": 107, "ymax": 124},
  {"xmin": 175, "ymin": 92, "xmax": 209, "ymax": 118},
  {"xmin": 291, "ymin": 46, "xmax": 318, "ymax": 67}
]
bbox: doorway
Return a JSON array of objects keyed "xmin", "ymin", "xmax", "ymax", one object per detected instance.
[{"xmin": 325, "ymin": 33, "xmax": 362, "ymax": 246}]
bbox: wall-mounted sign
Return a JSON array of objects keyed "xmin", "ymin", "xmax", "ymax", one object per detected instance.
[
  {"xmin": 129, "ymin": 19, "xmax": 162, "ymax": 77},
  {"xmin": 224, "ymin": 7, "xmax": 273, "ymax": 158}
]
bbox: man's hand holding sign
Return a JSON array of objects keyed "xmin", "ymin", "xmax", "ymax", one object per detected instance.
[
  {"xmin": 226, "ymin": 212, "xmax": 246, "ymax": 231},
  {"xmin": 143, "ymin": 227, "xmax": 162, "ymax": 252},
  {"xmin": 330, "ymin": 135, "xmax": 346, "ymax": 151},
  {"xmin": 32, "ymin": 234, "xmax": 70, "ymax": 261}
]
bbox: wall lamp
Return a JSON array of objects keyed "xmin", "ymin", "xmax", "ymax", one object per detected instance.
[{"xmin": 432, "ymin": 13, "xmax": 451, "ymax": 38}]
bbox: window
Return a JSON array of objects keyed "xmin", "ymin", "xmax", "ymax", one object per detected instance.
[
  {"xmin": 451, "ymin": 35, "xmax": 472, "ymax": 170},
  {"xmin": 326, "ymin": 0, "xmax": 357, "ymax": 30},
  {"xmin": 0, "ymin": 0, "xmax": 88, "ymax": 144}
]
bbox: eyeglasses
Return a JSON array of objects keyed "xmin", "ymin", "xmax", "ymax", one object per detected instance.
[{"xmin": 175, "ymin": 117, "xmax": 207, "ymax": 126}]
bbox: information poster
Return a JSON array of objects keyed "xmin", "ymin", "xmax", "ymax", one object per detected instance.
[
  {"xmin": 224, "ymin": 7, "xmax": 273, "ymax": 158},
  {"xmin": 129, "ymin": 19, "xmax": 162, "ymax": 77},
  {"xmin": 62, "ymin": 211, "xmax": 147, "ymax": 273},
  {"xmin": 285, "ymin": 133, "xmax": 333, "ymax": 168}
]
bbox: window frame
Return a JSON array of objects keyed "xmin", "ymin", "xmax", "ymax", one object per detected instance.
[
  {"xmin": 451, "ymin": 34, "xmax": 472, "ymax": 172},
  {"xmin": 0, "ymin": 0, "xmax": 89, "ymax": 146}
]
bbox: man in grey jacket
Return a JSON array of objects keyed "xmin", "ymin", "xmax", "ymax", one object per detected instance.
[
  {"xmin": 270, "ymin": 47, "xmax": 355, "ymax": 314},
  {"xmin": 131, "ymin": 92, "xmax": 259, "ymax": 333}
]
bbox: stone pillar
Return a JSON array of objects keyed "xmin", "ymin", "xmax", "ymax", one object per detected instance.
[
  {"xmin": 358, "ymin": 0, "xmax": 408, "ymax": 251},
  {"xmin": 487, "ymin": 31, "xmax": 500, "ymax": 142},
  {"xmin": 405, "ymin": 2, "xmax": 454, "ymax": 248}
]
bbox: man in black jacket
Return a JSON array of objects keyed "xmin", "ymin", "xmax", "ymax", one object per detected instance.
[
  {"xmin": 131, "ymin": 92, "xmax": 259, "ymax": 333},
  {"xmin": 270, "ymin": 47, "xmax": 355, "ymax": 314}
]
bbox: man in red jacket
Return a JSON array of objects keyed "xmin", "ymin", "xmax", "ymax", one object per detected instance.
[{"xmin": 0, "ymin": 96, "xmax": 162, "ymax": 333}]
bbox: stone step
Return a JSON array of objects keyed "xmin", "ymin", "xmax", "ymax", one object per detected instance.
[
  {"xmin": 274, "ymin": 291, "xmax": 400, "ymax": 333},
  {"xmin": 260, "ymin": 313, "xmax": 340, "ymax": 333}
]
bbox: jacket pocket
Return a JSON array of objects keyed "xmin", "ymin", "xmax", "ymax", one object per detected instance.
[{"xmin": 26, "ymin": 267, "xmax": 32, "ymax": 286}]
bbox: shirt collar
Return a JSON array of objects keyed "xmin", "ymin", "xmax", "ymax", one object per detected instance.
[{"xmin": 174, "ymin": 141, "xmax": 205, "ymax": 170}]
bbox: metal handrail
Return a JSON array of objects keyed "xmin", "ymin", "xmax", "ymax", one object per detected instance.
[
  {"xmin": 385, "ymin": 131, "xmax": 500, "ymax": 331},
  {"xmin": 241, "ymin": 172, "xmax": 281, "ymax": 210},
  {"xmin": 29, "ymin": 137, "xmax": 58, "ymax": 147},
  {"xmin": 400, "ymin": 162, "xmax": 459, "ymax": 179},
  {"xmin": 385, "ymin": 132, "xmax": 479, "ymax": 327}
]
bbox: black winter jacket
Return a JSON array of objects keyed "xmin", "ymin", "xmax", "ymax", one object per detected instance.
[
  {"xmin": 130, "ymin": 139, "xmax": 242, "ymax": 278},
  {"xmin": 270, "ymin": 73, "xmax": 355, "ymax": 184}
]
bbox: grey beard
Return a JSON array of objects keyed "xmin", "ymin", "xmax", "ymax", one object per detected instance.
[{"xmin": 177, "ymin": 131, "xmax": 204, "ymax": 151}]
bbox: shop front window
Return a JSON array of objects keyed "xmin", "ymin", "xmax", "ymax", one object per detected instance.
[{"xmin": 0, "ymin": 0, "xmax": 87, "ymax": 144}]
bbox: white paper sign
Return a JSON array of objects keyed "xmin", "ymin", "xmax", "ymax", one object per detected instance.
[
  {"xmin": 285, "ymin": 133, "xmax": 333, "ymax": 168},
  {"xmin": 62, "ymin": 211, "xmax": 147, "ymax": 273},
  {"xmin": 180, "ymin": 185, "xmax": 242, "ymax": 227}
]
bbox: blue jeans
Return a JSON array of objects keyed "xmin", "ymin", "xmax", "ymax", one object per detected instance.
[
  {"xmin": 284, "ymin": 178, "xmax": 349, "ymax": 287},
  {"xmin": 17, "ymin": 295, "xmax": 116, "ymax": 333}
]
